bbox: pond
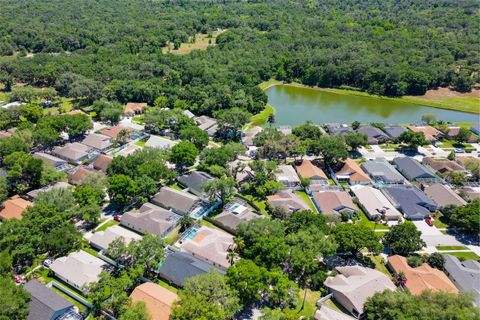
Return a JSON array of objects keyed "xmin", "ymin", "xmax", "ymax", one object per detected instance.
[{"xmin": 266, "ymin": 85, "xmax": 479, "ymax": 126}]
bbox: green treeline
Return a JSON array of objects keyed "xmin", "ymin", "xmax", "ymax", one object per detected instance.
[{"xmin": 0, "ymin": 0, "xmax": 478, "ymax": 115}]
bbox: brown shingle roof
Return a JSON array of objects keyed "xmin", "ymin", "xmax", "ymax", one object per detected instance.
[
  {"xmin": 68, "ymin": 167, "xmax": 97, "ymax": 185},
  {"xmin": 130, "ymin": 283, "xmax": 178, "ymax": 320},
  {"xmin": 0, "ymin": 195, "xmax": 32, "ymax": 220},
  {"xmin": 99, "ymin": 125, "xmax": 131, "ymax": 139},
  {"xmin": 336, "ymin": 159, "xmax": 371, "ymax": 183},
  {"xmin": 422, "ymin": 157, "xmax": 466, "ymax": 173},
  {"xmin": 388, "ymin": 255, "xmax": 458, "ymax": 295},
  {"xmin": 124, "ymin": 102, "xmax": 147, "ymax": 115},
  {"xmin": 407, "ymin": 125, "xmax": 441, "ymax": 141},
  {"xmin": 92, "ymin": 154, "xmax": 113, "ymax": 172},
  {"xmin": 312, "ymin": 191, "xmax": 358, "ymax": 216},
  {"xmin": 296, "ymin": 160, "xmax": 328, "ymax": 180}
]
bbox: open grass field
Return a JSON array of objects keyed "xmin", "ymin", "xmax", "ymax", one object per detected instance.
[{"xmin": 162, "ymin": 29, "xmax": 226, "ymax": 55}]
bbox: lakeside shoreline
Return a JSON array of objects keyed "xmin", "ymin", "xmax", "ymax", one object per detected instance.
[{"xmin": 260, "ymin": 80, "xmax": 480, "ymax": 115}]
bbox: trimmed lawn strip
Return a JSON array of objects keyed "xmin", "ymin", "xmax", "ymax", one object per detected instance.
[
  {"xmin": 164, "ymin": 225, "xmax": 180, "ymax": 246},
  {"xmin": 295, "ymin": 190, "xmax": 318, "ymax": 213},
  {"xmin": 134, "ymin": 137, "xmax": 148, "ymax": 147},
  {"xmin": 248, "ymin": 104, "xmax": 275, "ymax": 127},
  {"xmin": 82, "ymin": 247, "xmax": 100, "ymax": 258},
  {"xmin": 241, "ymin": 194, "xmax": 269, "ymax": 216},
  {"xmin": 432, "ymin": 213, "xmax": 450, "ymax": 229},
  {"xmin": 156, "ymin": 279, "xmax": 179, "ymax": 294},
  {"xmin": 436, "ymin": 245, "xmax": 468, "ymax": 251},
  {"xmin": 94, "ymin": 220, "xmax": 119, "ymax": 232},
  {"xmin": 258, "ymin": 79, "xmax": 283, "ymax": 91},
  {"xmin": 51, "ymin": 286, "xmax": 88, "ymax": 312},
  {"xmin": 370, "ymin": 255, "xmax": 391, "ymax": 276},
  {"xmin": 445, "ymin": 251, "xmax": 480, "ymax": 261}
]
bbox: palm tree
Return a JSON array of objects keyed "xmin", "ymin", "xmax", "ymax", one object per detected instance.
[{"xmin": 116, "ymin": 129, "xmax": 130, "ymax": 146}]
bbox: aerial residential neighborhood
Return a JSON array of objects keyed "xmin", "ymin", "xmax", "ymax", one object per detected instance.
[{"xmin": 0, "ymin": 1, "xmax": 479, "ymax": 320}]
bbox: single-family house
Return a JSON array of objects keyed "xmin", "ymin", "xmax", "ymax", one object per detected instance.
[
  {"xmin": 214, "ymin": 199, "xmax": 263, "ymax": 231},
  {"xmin": 195, "ymin": 115, "xmax": 218, "ymax": 136},
  {"xmin": 151, "ymin": 187, "xmax": 202, "ymax": 216},
  {"xmin": 382, "ymin": 185, "xmax": 436, "ymax": 220},
  {"xmin": 182, "ymin": 110, "xmax": 195, "ymax": 119},
  {"xmin": 361, "ymin": 159, "xmax": 406, "ymax": 184},
  {"xmin": 89, "ymin": 225, "xmax": 142, "ymax": 251},
  {"xmin": 350, "ymin": 185, "xmax": 402, "ymax": 221},
  {"xmin": 92, "ymin": 154, "xmax": 113, "ymax": 173},
  {"xmin": 81, "ymin": 133, "xmax": 112, "ymax": 151},
  {"xmin": 422, "ymin": 157, "xmax": 467, "ymax": 174},
  {"xmin": 277, "ymin": 125, "xmax": 292, "ymax": 135},
  {"xmin": 68, "ymin": 167, "xmax": 99, "ymax": 185},
  {"xmin": 0, "ymin": 195, "xmax": 32, "ymax": 220},
  {"xmin": 158, "ymin": 249, "xmax": 223, "ymax": 287},
  {"xmin": 387, "ymin": 255, "xmax": 458, "ymax": 295},
  {"xmin": 177, "ymin": 171, "xmax": 214, "ymax": 197},
  {"xmin": 266, "ymin": 190, "xmax": 310, "ymax": 215},
  {"xmin": 145, "ymin": 135, "xmax": 178, "ymax": 149},
  {"xmin": 444, "ymin": 255, "xmax": 480, "ymax": 306},
  {"xmin": 49, "ymin": 250, "xmax": 108, "ymax": 292},
  {"xmin": 179, "ymin": 226, "xmax": 235, "ymax": 270},
  {"xmin": 392, "ymin": 157, "xmax": 438, "ymax": 181},
  {"xmin": 325, "ymin": 123, "xmax": 352, "ymax": 135},
  {"xmin": 296, "ymin": 160, "xmax": 328, "ymax": 185},
  {"xmin": 335, "ymin": 159, "xmax": 371, "ymax": 185},
  {"xmin": 470, "ymin": 123, "xmax": 480, "ymax": 136},
  {"xmin": 130, "ymin": 283, "xmax": 178, "ymax": 320},
  {"xmin": 460, "ymin": 186, "xmax": 480, "ymax": 201},
  {"xmin": 52, "ymin": 142, "xmax": 94, "ymax": 164},
  {"xmin": 276, "ymin": 164, "xmax": 301, "ymax": 189},
  {"xmin": 24, "ymin": 280, "xmax": 80, "ymax": 320},
  {"xmin": 121, "ymin": 202, "xmax": 181, "ymax": 237},
  {"xmin": 324, "ymin": 266, "xmax": 396, "ymax": 319},
  {"xmin": 383, "ymin": 125, "xmax": 407, "ymax": 140},
  {"xmin": 242, "ymin": 126, "xmax": 263, "ymax": 147},
  {"xmin": 33, "ymin": 152, "xmax": 68, "ymax": 170},
  {"xmin": 124, "ymin": 102, "xmax": 147, "ymax": 117},
  {"xmin": 26, "ymin": 182, "xmax": 71, "ymax": 200},
  {"xmin": 357, "ymin": 126, "xmax": 389, "ymax": 145},
  {"xmin": 423, "ymin": 183, "xmax": 467, "ymax": 208},
  {"xmin": 312, "ymin": 191, "xmax": 358, "ymax": 218},
  {"xmin": 228, "ymin": 160, "xmax": 255, "ymax": 184},
  {"xmin": 100, "ymin": 125, "xmax": 132, "ymax": 140},
  {"xmin": 407, "ymin": 125, "xmax": 442, "ymax": 141}
]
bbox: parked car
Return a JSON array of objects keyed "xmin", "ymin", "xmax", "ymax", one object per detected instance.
[
  {"xmin": 43, "ymin": 259, "xmax": 53, "ymax": 268},
  {"xmin": 454, "ymin": 148, "xmax": 463, "ymax": 153},
  {"xmin": 113, "ymin": 215, "xmax": 122, "ymax": 222},
  {"xmin": 425, "ymin": 217, "xmax": 433, "ymax": 227}
]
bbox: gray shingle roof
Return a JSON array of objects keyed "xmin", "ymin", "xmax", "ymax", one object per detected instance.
[
  {"xmin": 382, "ymin": 185, "xmax": 436, "ymax": 219},
  {"xmin": 393, "ymin": 157, "xmax": 437, "ymax": 181},
  {"xmin": 177, "ymin": 171, "xmax": 214, "ymax": 195},
  {"xmin": 444, "ymin": 255, "xmax": 480, "ymax": 306},
  {"xmin": 24, "ymin": 280, "xmax": 73, "ymax": 320},
  {"xmin": 357, "ymin": 126, "xmax": 389, "ymax": 144},
  {"xmin": 361, "ymin": 159, "xmax": 406, "ymax": 184},
  {"xmin": 121, "ymin": 202, "xmax": 181, "ymax": 237},
  {"xmin": 383, "ymin": 125, "xmax": 407, "ymax": 139},
  {"xmin": 158, "ymin": 250, "xmax": 223, "ymax": 287},
  {"xmin": 151, "ymin": 187, "xmax": 200, "ymax": 215}
]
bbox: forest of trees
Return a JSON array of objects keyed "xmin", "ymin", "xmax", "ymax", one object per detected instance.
[{"xmin": 0, "ymin": 0, "xmax": 478, "ymax": 118}]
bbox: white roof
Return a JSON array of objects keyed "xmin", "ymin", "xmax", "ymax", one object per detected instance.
[
  {"xmin": 350, "ymin": 185, "xmax": 402, "ymax": 220},
  {"xmin": 89, "ymin": 225, "xmax": 142, "ymax": 251},
  {"xmin": 145, "ymin": 135, "xmax": 178, "ymax": 149},
  {"xmin": 276, "ymin": 165, "xmax": 301, "ymax": 183},
  {"xmin": 50, "ymin": 250, "xmax": 107, "ymax": 289},
  {"xmin": 315, "ymin": 306, "xmax": 356, "ymax": 320}
]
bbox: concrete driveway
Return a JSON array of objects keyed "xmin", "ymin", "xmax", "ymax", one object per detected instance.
[{"xmin": 413, "ymin": 220, "xmax": 462, "ymax": 247}]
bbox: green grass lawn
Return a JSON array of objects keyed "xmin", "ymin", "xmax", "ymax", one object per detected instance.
[
  {"xmin": 258, "ymin": 79, "xmax": 283, "ymax": 91},
  {"xmin": 296, "ymin": 289, "xmax": 321, "ymax": 318},
  {"xmin": 328, "ymin": 179, "xmax": 336, "ymax": 186},
  {"xmin": 432, "ymin": 212, "xmax": 450, "ymax": 229},
  {"xmin": 164, "ymin": 225, "xmax": 180, "ymax": 246},
  {"xmin": 0, "ymin": 91, "xmax": 10, "ymax": 102},
  {"xmin": 380, "ymin": 143, "xmax": 401, "ymax": 150},
  {"xmin": 439, "ymin": 140, "xmax": 471, "ymax": 149},
  {"xmin": 436, "ymin": 245, "xmax": 468, "ymax": 251},
  {"xmin": 295, "ymin": 190, "xmax": 318, "ymax": 213},
  {"xmin": 168, "ymin": 182, "xmax": 183, "ymax": 191},
  {"xmin": 248, "ymin": 104, "xmax": 275, "ymax": 127},
  {"xmin": 51, "ymin": 286, "xmax": 88, "ymax": 312},
  {"xmin": 446, "ymin": 251, "xmax": 480, "ymax": 261},
  {"xmin": 356, "ymin": 209, "xmax": 390, "ymax": 230},
  {"xmin": 134, "ymin": 137, "xmax": 148, "ymax": 147},
  {"xmin": 156, "ymin": 279, "xmax": 179, "ymax": 294},
  {"xmin": 370, "ymin": 255, "xmax": 391, "ymax": 276},
  {"xmin": 94, "ymin": 220, "xmax": 119, "ymax": 232},
  {"xmin": 241, "ymin": 194, "xmax": 269, "ymax": 216},
  {"xmin": 82, "ymin": 247, "xmax": 100, "ymax": 258}
]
